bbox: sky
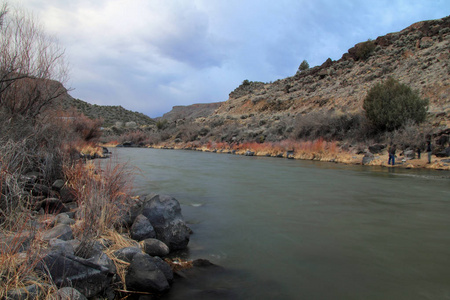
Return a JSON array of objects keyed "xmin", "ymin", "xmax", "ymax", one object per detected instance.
[{"xmin": 16, "ymin": 0, "xmax": 450, "ymax": 117}]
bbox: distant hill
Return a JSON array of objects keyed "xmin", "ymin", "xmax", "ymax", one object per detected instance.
[
  {"xmin": 159, "ymin": 102, "xmax": 222, "ymax": 122},
  {"xmin": 58, "ymin": 96, "xmax": 155, "ymax": 127}
]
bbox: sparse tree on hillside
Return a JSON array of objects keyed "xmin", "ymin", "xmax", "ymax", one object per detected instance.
[
  {"xmin": 298, "ymin": 60, "xmax": 309, "ymax": 72},
  {"xmin": 0, "ymin": 2, "xmax": 68, "ymax": 120},
  {"xmin": 363, "ymin": 77, "xmax": 428, "ymax": 132}
]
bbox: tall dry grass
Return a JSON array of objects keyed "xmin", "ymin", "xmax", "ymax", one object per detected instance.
[
  {"xmin": 64, "ymin": 158, "xmax": 134, "ymax": 241},
  {"xmin": 0, "ymin": 224, "xmax": 56, "ymax": 298}
]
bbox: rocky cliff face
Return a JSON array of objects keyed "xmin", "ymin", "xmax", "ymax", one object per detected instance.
[
  {"xmin": 150, "ymin": 17, "xmax": 450, "ymax": 147},
  {"xmin": 214, "ymin": 16, "xmax": 449, "ymax": 126},
  {"xmin": 159, "ymin": 102, "xmax": 222, "ymax": 122}
]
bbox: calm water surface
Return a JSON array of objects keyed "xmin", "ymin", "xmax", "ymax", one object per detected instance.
[{"xmin": 114, "ymin": 148, "xmax": 450, "ymax": 300}]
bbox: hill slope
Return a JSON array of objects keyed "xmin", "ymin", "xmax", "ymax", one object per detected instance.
[
  {"xmin": 58, "ymin": 94, "xmax": 155, "ymax": 127},
  {"xmin": 152, "ymin": 16, "xmax": 449, "ymax": 149}
]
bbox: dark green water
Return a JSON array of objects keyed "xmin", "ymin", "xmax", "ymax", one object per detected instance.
[{"xmin": 114, "ymin": 148, "xmax": 450, "ymax": 300}]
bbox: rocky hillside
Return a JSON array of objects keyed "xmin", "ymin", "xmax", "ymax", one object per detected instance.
[
  {"xmin": 217, "ymin": 16, "xmax": 449, "ymax": 122},
  {"xmin": 159, "ymin": 102, "xmax": 222, "ymax": 122},
  {"xmin": 158, "ymin": 16, "xmax": 449, "ymax": 145},
  {"xmin": 52, "ymin": 88, "xmax": 155, "ymax": 127}
]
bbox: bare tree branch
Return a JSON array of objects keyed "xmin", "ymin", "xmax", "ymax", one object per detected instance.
[{"xmin": 0, "ymin": 1, "xmax": 69, "ymax": 120}]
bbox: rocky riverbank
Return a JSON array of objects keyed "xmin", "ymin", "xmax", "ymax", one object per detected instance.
[
  {"xmin": 107, "ymin": 141, "xmax": 450, "ymax": 171},
  {"xmin": 1, "ymin": 160, "xmax": 220, "ymax": 299}
]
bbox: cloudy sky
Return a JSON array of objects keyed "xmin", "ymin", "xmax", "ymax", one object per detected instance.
[{"xmin": 17, "ymin": 0, "xmax": 450, "ymax": 117}]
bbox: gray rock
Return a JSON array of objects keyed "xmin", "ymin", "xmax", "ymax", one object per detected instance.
[
  {"xmin": 59, "ymin": 186, "xmax": 77, "ymax": 203},
  {"xmin": 141, "ymin": 238, "xmax": 170, "ymax": 257},
  {"xmin": 131, "ymin": 214, "xmax": 156, "ymax": 241},
  {"xmin": 362, "ymin": 153, "xmax": 374, "ymax": 165},
  {"xmin": 113, "ymin": 246, "xmax": 142, "ymax": 263},
  {"xmin": 0, "ymin": 231, "xmax": 35, "ymax": 253},
  {"xmin": 5, "ymin": 284, "xmax": 43, "ymax": 300},
  {"xmin": 37, "ymin": 250, "xmax": 114, "ymax": 298},
  {"xmin": 41, "ymin": 224, "xmax": 73, "ymax": 241},
  {"xmin": 55, "ymin": 213, "xmax": 75, "ymax": 225},
  {"xmin": 245, "ymin": 150, "xmax": 255, "ymax": 156},
  {"xmin": 436, "ymin": 147, "xmax": 450, "ymax": 157},
  {"xmin": 52, "ymin": 179, "xmax": 65, "ymax": 191},
  {"xmin": 141, "ymin": 194, "xmax": 190, "ymax": 251},
  {"xmin": 50, "ymin": 287, "xmax": 87, "ymax": 300},
  {"xmin": 404, "ymin": 149, "xmax": 415, "ymax": 159},
  {"xmin": 152, "ymin": 256, "xmax": 173, "ymax": 282},
  {"xmin": 49, "ymin": 238, "xmax": 76, "ymax": 255},
  {"xmin": 125, "ymin": 253, "xmax": 170, "ymax": 293}
]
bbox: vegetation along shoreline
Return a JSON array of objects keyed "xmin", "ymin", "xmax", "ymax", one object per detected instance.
[{"xmin": 0, "ymin": 1, "xmax": 449, "ymax": 299}]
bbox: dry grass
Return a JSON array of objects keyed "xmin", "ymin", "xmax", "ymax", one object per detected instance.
[
  {"xmin": 64, "ymin": 157, "xmax": 134, "ymax": 240},
  {"xmin": 0, "ymin": 227, "xmax": 56, "ymax": 299},
  {"xmin": 101, "ymin": 230, "xmax": 140, "ymax": 292}
]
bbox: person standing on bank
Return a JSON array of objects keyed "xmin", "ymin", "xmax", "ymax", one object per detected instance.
[
  {"xmin": 388, "ymin": 144, "xmax": 397, "ymax": 165},
  {"xmin": 426, "ymin": 141, "xmax": 432, "ymax": 164}
]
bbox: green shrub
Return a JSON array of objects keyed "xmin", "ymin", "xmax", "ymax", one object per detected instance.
[
  {"xmin": 355, "ymin": 39, "xmax": 376, "ymax": 60},
  {"xmin": 298, "ymin": 60, "xmax": 310, "ymax": 72},
  {"xmin": 363, "ymin": 77, "xmax": 428, "ymax": 132},
  {"xmin": 156, "ymin": 119, "xmax": 168, "ymax": 130}
]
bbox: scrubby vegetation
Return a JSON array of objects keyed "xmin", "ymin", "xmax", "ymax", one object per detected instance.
[
  {"xmin": 0, "ymin": 3, "xmax": 138, "ymax": 297},
  {"xmin": 355, "ymin": 39, "xmax": 376, "ymax": 61},
  {"xmin": 363, "ymin": 77, "xmax": 428, "ymax": 132},
  {"xmin": 60, "ymin": 98, "xmax": 155, "ymax": 127}
]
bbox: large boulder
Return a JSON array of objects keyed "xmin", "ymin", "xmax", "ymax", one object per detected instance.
[
  {"xmin": 141, "ymin": 194, "xmax": 190, "ymax": 251},
  {"xmin": 41, "ymin": 224, "xmax": 73, "ymax": 241},
  {"xmin": 362, "ymin": 152, "xmax": 374, "ymax": 165},
  {"xmin": 113, "ymin": 246, "xmax": 142, "ymax": 263},
  {"xmin": 140, "ymin": 238, "xmax": 170, "ymax": 257},
  {"xmin": 37, "ymin": 248, "xmax": 115, "ymax": 298},
  {"xmin": 125, "ymin": 253, "xmax": 171, "ymax": 293},
  {"xmin": 130, "ymin": 214, "xmax": 156, "ymax": 241},
  {"xmin": 435, "ymin": 147, "xmax": 450, "ymax": 158},
  {"xmin": 403, "ymin": 149, "xmax": 416, "ymax": 160}
]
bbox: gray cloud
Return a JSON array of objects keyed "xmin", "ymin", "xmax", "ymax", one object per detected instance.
[{"xmin": 18, "ymin": 0, "xmax": 450, "ymax": 117}]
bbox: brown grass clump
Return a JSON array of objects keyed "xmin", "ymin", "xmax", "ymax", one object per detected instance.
[
  {"xmin": 101, "ymin": 230, "xmax": 140, "ymax": 292},
  {"xmin": 0, "ymin": 228, "xmax": 55, "ymax": 298},
  {"xmin": 64, "ymin": 158, "xmax": 134, "ymax": 240}
]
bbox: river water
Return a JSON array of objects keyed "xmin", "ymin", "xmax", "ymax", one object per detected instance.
[{"xmin": 114, "ymin": 148, "xmax": 450, "ymax": 300}]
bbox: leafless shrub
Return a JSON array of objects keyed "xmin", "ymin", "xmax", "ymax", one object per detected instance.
[
  {"xmin": 292, "ymin": 110, "xmax": 371, "ymax": 142},
  {"xmin": 386, "ymin": 120, "xmax": 433, "ymax": 151},
  {"xmin": 0, "ymin": 2, "xmax": 68, "ymax": 121}
]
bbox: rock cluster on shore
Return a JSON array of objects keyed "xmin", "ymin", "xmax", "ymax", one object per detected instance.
[{"xmin": 1, "ymin": 174, "xmax": 202, "ymax": 299}]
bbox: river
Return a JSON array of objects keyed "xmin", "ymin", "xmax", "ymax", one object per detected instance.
[{"xmin": 113, "ymin": 147, "xmax": 450, "ymax": 300}]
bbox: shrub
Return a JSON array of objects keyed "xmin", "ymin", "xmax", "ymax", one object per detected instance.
[
  {"xmin": 156, "ymin": 119, "xmax": 168, "ymax": 130},
  {"xmin": 292, "ymin": 111, "xmax": 369, "ymax": 141},
  {"xmin": 298, "ymin": 60, "xmax": 310, "ymax": 72},
  {"xmin": 355, "ymin": 39, "xmax": 376, "ymax": 60},
  {"xmin": 363, "ymin": 77, "xmax": 428, "ymax": 132}
]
